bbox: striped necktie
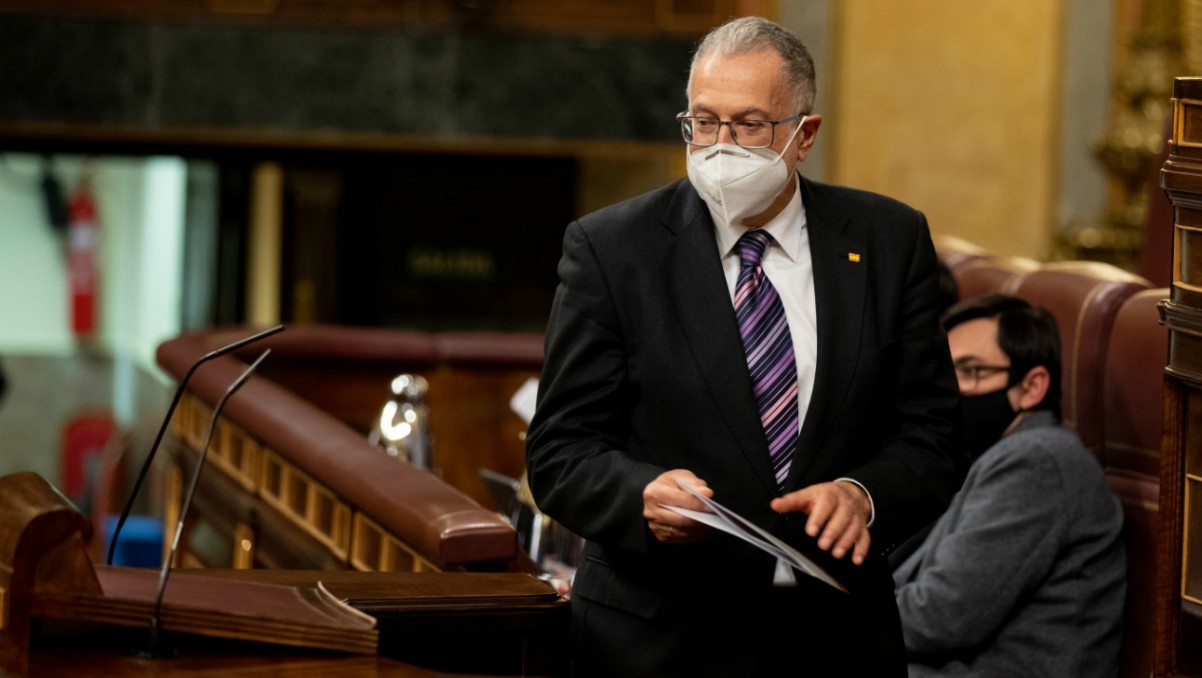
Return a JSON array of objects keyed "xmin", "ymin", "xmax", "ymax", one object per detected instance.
[{"xmin": 733, "ymin": 229, "xmax": 798, "ymax": 488}]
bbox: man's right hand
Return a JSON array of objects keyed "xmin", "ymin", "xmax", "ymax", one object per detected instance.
[{"xmin": 643, "ymin": 469, "xmax": 713, "ymax": 544}]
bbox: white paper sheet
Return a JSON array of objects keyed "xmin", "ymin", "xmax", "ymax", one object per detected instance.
[
  {"xmin": 509, "ymin": 377, "xmax": 540, "ymax": 425},
  {"xmin": 663, "ymin": 481, "xmax": 847, "ymax": 592}
]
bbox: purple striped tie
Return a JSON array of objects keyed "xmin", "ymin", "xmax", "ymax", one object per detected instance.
[{"xmin": 733, "ymin": 229, "xmax": 798, "ymax": 488}]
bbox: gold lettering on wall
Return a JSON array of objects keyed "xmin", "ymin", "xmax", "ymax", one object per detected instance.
[{"xmin": 406, "ymin": 247, "xmax": 496, "ymax": 281}]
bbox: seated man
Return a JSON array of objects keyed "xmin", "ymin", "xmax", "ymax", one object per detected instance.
[{"xmin": 893, "ymin": 293, "xmax": 1125, "ymax": 677}]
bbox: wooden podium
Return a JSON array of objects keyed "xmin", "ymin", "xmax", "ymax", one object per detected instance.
[
  {"xmin": 0, "ymin": 472, "xmax": 568, "ymax": 677},
  {"xmin": 0, "ymin": 472, "xmax": 103, "ymax": 674}
]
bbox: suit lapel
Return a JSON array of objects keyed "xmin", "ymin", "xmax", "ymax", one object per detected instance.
[
  {"xmin": 783, "ymin": 177, "xmax": 867, "ymax": 489},
  {"xmin": 661, "ymin": 183, "xmax": 780, "ymax": 495}
]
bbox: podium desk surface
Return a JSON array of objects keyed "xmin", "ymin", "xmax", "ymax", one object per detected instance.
[
  {"xmin": 27, "ymin": 635, "xmax": 526, "ymax": 677},
  {"xmin": 23, "ymin": 569, "xmax": 569, "ymax": 677}
]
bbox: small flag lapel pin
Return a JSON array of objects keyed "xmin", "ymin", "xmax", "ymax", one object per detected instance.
[{"xmin": 848, "ymin": 252, "xmax": 861, "ymax": 263}]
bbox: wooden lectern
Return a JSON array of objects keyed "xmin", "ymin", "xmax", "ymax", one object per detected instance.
[
  {"xmin": 0, "ymin": 472, "xmax": 102, "ymax": 674},
  {"xmin": 0, "ymin": 472, "xmax": 567, "ymax": 677},
  {"xmin": 0, "ymin": 472, "xmax": 381, "ymax": 674}
]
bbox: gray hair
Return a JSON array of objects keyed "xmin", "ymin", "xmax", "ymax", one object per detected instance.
[{"xmin": 687, "ymin": 16, "xmax": 816, "ymax": 114}]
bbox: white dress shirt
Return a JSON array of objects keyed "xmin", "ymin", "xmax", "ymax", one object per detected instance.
[
  {"xmin": 710, "ymin": 182, "xmax": 817, "ymax": 430},
  {"xmin": 706, "ymin": 180, "xmax": 876, "ymax": 529}
]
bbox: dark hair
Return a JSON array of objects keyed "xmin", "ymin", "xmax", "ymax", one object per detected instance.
[{"xmin": 942, "ymin": 293, "xmax": 1062, "ymax": 420}]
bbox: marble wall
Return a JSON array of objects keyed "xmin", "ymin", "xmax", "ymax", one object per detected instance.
[{"xmin": 0, "ymin": 14, "xmax": 694, "ymax": 143}]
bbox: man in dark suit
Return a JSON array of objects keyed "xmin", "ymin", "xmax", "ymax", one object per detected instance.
[{"xmin": 526, "ymin": 16, "xmax": 965, "ymax": 677}]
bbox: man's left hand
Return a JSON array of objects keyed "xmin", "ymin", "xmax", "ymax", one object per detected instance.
[{"xmin": 771, "ymin": 481, "xmax": 871, "ymax": 566}]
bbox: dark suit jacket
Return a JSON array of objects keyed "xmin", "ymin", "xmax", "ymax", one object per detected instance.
[{"xmin": 526, "ymin": 176, "xmax": 965, "ymax": 677}]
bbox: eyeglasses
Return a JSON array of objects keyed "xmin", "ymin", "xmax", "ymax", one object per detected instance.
[
  {"xmin": 677, "ymin": 112, "xmax": 804, "ymax": 149},
  {"xmin": 953, "ymin": 362, "xmax": 1011, "ymax": 389}
]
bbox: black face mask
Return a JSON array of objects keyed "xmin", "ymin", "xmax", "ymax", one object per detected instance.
[{"xmin": 960, "ymin": 387, "xmax": 1018, "ymax": 459}]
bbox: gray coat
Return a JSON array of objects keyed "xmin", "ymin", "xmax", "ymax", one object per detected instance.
[{"xmin": 894, "ymin": 410, "xmax": 1126, "ymax": 678}]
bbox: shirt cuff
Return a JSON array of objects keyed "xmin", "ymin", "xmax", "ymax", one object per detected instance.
[{"xmin": 834, "ymin": 477, "xmax": 875, "ymax": 528}]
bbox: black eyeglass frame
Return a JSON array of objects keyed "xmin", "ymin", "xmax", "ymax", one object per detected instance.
[
  {"xmin": 676, "ymin": 111, "xmax": 805, "ymax": 149},
  {"xmin": 953, "ymin": 362, "xmax": 1012, "ymax": 388}
]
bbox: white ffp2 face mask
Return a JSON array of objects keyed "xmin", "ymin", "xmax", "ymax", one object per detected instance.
[{"xmin": 685, "ymin": 116, "xmax": 805, "ymax": 226}]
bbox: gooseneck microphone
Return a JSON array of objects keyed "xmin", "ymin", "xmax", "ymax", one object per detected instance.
[
  {"xmin": 145, "ymin": 348, "xmax": 270, "ymax": 656},
  {"xmin": 105, "ymin": 324, "xmax": 284, "ymax": 566}
]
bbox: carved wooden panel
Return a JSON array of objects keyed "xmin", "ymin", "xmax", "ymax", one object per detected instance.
[{"xmin": 1156, "ymin": 76, "xmax": 1202, "ymax": 676}]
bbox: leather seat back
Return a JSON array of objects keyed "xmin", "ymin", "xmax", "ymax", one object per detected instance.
[
  {"xmin": 953, "ymin": 255, "xmax": 1040, "ymax": 301},
  {"xmin": 1007, "ymin": 262, "xmax": 1149, "ymax": 458}
]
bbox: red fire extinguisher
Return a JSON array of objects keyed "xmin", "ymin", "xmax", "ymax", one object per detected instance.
[{"xmin": 67, "ymin": 172, "xmax": 98, "ymax": 337}]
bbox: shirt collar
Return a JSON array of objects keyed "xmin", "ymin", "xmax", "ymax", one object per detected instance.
[{"xmin": 713, "ymin": 176, "xmax": 806, "ymax": 262}]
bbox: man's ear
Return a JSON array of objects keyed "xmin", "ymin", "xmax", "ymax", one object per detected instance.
[
  {"xmin": 1015, "ymin": 365, "xmax": 1050, "ymax": 410},
  {"xmin": 795, "ymin": 114, "xmax": 822, "ymax": 163}
]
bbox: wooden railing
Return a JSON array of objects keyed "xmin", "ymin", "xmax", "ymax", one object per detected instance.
[{"xmin": 156, "ymin": 328, "xmax": 535, "ymax": 573}]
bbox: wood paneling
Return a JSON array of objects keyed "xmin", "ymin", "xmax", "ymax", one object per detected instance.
[{"xmin": 1155, "ymin": 76, "xmax": 1202, "ymax": 676}]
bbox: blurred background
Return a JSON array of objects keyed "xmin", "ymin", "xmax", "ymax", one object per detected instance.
[{"xmin": 0, "ymin": 0, "xmax": 1190, "ymax": 500}]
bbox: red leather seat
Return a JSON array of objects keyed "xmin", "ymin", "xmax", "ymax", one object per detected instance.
[
  {"xmin": 1007, "ymin": 262, "xmax": 1149, "ymax": 458},
  {"xmin": 1106, "ymin": 468, "xmax": 1160, "ymax": 678},
  {"xmin": 1100, "ymin": 289, "xmax": 1168, "ymax": 678},
  {"xmin": 953, "ymin": 255, "xmax": 1041, "ymax": 301},
  {"xmin": 1102, "ymin": 289, "xmax": 1170, "ymax": 475},
  {"xmin": 933, "ymin": 234, "xmax": 991, "ymax": 276}
]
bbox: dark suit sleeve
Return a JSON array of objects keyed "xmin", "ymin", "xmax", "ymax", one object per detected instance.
[
  {"xmin": 525, "ymin": 220, "xmax": 663, "ymax": 560},
  {"xmin": 842, "ymin": 214, "xmax": 966, "ymax": 554}
]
